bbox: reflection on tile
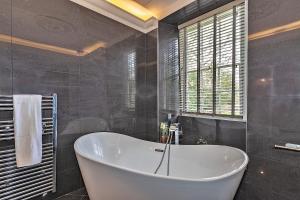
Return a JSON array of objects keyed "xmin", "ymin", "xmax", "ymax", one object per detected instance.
[
  {"xmin": 246, "ymin": 0, "xmax": 300, "ymax": 199},
  {"xmin": 158, "ymin": 21, "xmax": 180, "ymax": 125},
  {"xmin": 216, "ymin": 120, "xmax": 246, "ymax": 150},
  {"xmin": 178, "ymin": 116, "xmax": 246, "ymax": 150},
  {"xmin": 0, "ymin": 0, "xmax": 158, "ymax": 199}
]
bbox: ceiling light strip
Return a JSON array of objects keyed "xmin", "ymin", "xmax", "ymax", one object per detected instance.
[
  {"xmin": 105, "ymin": 0, "xmax": 156, "ymax": 21},
  {"xmin": 0, "ymin": 34, "xmax": 105, "ymax": 57}
]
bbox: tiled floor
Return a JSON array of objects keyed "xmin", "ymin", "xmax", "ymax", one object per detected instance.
[{"xmin": 55, "ymin": 188, "xmax": 89, "ymax": 200}]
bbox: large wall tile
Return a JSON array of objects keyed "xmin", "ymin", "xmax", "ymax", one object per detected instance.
[
  {"xmin": 0, "ymin": 0, "xmax": 158, "ymax": 199},
  {"xmin": 247, "ymin": 0, "xmax": 300, "ymax": 199},
  {"xmin": 0, "ymin": 0, "xmax": 12, "ymax": 95}
]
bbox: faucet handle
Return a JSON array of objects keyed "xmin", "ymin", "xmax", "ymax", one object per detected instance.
[{"xmin": 196, "ymin": 137, "xmax": 208, "ymax": 145}]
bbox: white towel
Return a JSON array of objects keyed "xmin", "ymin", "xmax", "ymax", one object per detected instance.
[{"xmin": 13, "ymin": 95, "xmax": 43, "ymax": 167}]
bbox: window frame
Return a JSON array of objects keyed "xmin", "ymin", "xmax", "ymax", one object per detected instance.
[{"xmin": 178, "ymin": 0, "xmax": 248, "ymax": 122}]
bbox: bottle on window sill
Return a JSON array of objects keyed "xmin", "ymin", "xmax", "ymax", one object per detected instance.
[{"xmin": 159, "ymin": 122, "xmax": 169, "ymax": 143}]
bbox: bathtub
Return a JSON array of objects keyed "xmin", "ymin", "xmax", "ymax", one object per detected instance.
[{"xmin": 74, "ymin": 132, "xmax": 248, "ymax": 200}]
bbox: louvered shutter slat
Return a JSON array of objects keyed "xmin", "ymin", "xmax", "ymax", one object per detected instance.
[{"xmin": 179, "ymin": 2, "xmax": 246, "ymax": 119}]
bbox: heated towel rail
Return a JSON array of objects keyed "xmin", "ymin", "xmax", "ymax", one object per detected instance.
[{"xmin": 0, "ymin": 94, "xmax": 57, "ymax": 200}]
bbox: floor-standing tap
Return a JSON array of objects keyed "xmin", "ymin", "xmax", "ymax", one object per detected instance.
[{"xmin": 169, "ymin": 123, "xmax": 182, "ymax": 145}]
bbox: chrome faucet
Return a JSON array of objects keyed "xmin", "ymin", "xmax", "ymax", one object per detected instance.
[
  {"xmin": 196, "ymin": 137, "xmax": 208, "ymax": 145},
  {"xmin": 169, "ymin": 123, "xmax": 183, "ymax": 145}
]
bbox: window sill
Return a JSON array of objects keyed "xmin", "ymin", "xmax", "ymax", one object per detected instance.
[{"xmin": 181, "ymin": 113, "xmax": 246, "ymax": 122}]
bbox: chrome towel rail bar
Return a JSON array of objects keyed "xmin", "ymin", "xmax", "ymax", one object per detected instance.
[
  {"xmin": 0, "ymin": 94, "xmax": 57, "ymax": 200},
  {"xmin": 274, "ymin": 144, "xmax": 300, "ymax": 152}
]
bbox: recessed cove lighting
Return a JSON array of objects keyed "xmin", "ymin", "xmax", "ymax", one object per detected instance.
[
  {"xmin": 105, "ymin": 0, "xmax": 156, "ymax": 21},
  {"xmin": 0, "ymin": 34, "xmax": 106, "ymax": 57}
]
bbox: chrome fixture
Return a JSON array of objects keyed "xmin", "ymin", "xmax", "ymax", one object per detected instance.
[
  {"xmin": 274, "ymin": 144, "xmax": 300, "ymax": 152},
  {"xmin": 196, "ymin": 137, "xmax": 208, "ymax": 145},
  {"xmin": 154, "ymin": 130, "xmax": 172, "ymax": 176},
  {"xmin": 154, "ymin": 148, "xmax": 164, "ymax": 153},
  {"xmin": 169, "ymin": 123, "xmax": 183, "ymax": 145},
  {"xmin": 0, "ymin": 94, "xmax": 57, "ymax": 200},
  {"xmin": 154, "ymin": 123, "xmax": 183, "ymax": 176}
]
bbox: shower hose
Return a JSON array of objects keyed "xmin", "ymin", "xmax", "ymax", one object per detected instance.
[{"xmin": 154, "ymin": 131, "xmax": 173, "ymax": 176}]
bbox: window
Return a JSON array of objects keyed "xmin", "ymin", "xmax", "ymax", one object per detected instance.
[
  {"xmin": 179, "ymin": 2, "xmax": 246, "ymax": 119},
  {"xmin": 127, "ymin": 51, "xmax": 136, "ymax": 110}
]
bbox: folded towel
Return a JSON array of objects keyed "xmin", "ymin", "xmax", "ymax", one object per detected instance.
[{"xmin": 13, "ymin": 95, "xmax": 43, "ymax": 167}]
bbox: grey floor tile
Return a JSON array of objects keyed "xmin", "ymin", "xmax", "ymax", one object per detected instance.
[{"xmin": 55, "ymin": 188, "xmax": 89, "ymax": 200}]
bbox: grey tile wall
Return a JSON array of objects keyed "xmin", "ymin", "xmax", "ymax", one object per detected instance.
[
  {"xmin": 160, "ymin": 0, "xmax": 300, "ymax": 199},
  {"xmin": 11, "ymin": 1, "xmax": 85, "ymax": 197},
  {"xmin": 178, "ymin": 116, "xmax": 246, "ymax": 150},
  {"xmin": 0, "ymin": 0, "xmax": 12, "ymax": 95},
  {"xmin": 241, "ymin": 0, "xmax": 300, "ymax": 199},
  {"xmin": 0, "ymin": 0, "xmax": 157, "ymax": 199},
  {"xmin": 145, "ymin": 29, "xmax": 158, "ymax": 141},
  {"xmin": 105, "ymin": 33, "xmax": 146, "ymax": 138},
  {"xmin": 158, "ymin": 21, "xmax": 180, "ymax": 124}
]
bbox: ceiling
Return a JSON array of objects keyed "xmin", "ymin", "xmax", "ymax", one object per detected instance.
[
  {"xmin": 70, "ymin": 0, "xmax": 196, "ymax": 33},
  {"xmin": 135, "ymin": 0, "xmax": 194, "ymax": 19},
  {"xmin": 134, "ymin": 0, "xmax": 152, "ymax": 6}
]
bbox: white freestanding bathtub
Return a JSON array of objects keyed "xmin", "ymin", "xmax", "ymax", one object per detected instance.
[{"xmin": 74, "ymin": 132, "xmax": 248, "ymax": 200}]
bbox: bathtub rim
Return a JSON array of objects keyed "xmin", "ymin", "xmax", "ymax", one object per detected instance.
[{"xmin": 74, "ymin": 132, "xmax": 249, "ymax": 183}]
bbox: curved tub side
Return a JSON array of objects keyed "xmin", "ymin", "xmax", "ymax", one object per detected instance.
[
  {"xmin": 76, "ymin": 152, "xmax": 246, "ymax": 200},
  {"xmin": 74, "ymin": 132, "xmax": 248, "ymax": 182}
]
